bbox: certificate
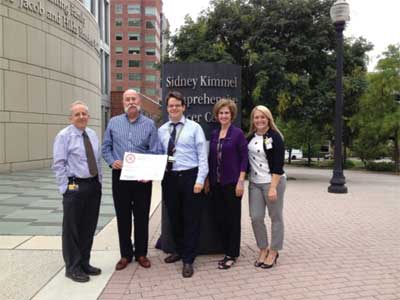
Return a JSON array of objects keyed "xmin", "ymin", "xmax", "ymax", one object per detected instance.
[{"xmin": 120, "ymin": 152, "xmax": 168, "ymax": 181}]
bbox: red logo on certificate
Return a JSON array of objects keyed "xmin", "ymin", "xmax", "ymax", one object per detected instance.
[{"xmin": 125, "ymin": 153, "xmax": 136, "ymax": 163}]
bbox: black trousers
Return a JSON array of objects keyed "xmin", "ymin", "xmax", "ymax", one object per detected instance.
[
  {"xmin": 112, "ymin": 170, "xmax": 152, "ymax": 260},
  {"xmin": 212, "ymin": 183, "xmax": 242, "ymax": 258},
  {"xmin": 162, "ymin": 168, "xmax": 204, "ymax": 264},
  {"xmin": 62, "ymin": 178, "xmax": 101, "ymax": 273}
]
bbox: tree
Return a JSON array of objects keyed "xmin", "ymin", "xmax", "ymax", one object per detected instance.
[
  {"xmin": 168, "ymin": 0, "xmax": 371, "ymax": 153},
  {"xmin": 350, "ymin": 44, "xmax": 400, "ymax": 172}
]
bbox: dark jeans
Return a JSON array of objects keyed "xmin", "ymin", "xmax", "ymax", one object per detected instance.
[
  {"xmin": 162, "ymin": 168, "xmax": 204, "ymax": 264},
  {"xmin": 62, "ymin": 178, "xmax": 101, "ymax": 273},
  {"xmin": 212, "ymin": 183, "xmax": 242, "ymax": 258},
  {"xmin": 112, "ymin": 170, "xmax": 152, "ymax": 260}
]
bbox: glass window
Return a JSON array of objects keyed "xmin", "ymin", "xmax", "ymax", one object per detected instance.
[
  {"xmin": 115, "ymin": 4, "xmax": 122, "ymax": 14},
  {"xmin": 128, "ymin": 47, "xmax": 140, "ymax": 55},
  {"xmin": 145, "ymin": 61, "xmax": 156, "ymax": 69},
  {"xmin": 130, "ymin": 87, "xmax": 141, "ymax": 93},
  {"xmin": 115, "ymin": 19, "xmax": 122, "ymax": 27},
  {"xmin": 145, "ymin": 74, "xmax": 157, "ymax": 82},
  {"xmin": 145, "ymin": 35, "xmax": 156, "ymax": 42},
  {"xmin": 116, "ymin": 73, "xmax": 123, "ymax": 80},
  {"xmin": 115, "ymin": 46, "xmax": 123, "ymax": 54},
  {"xmin": 83, "ymin": 0, "xmax": 91, "ymax": 11},
  {"xmin": 145, "ymin": 88, "xmax": 156, "ymax": 96},
  {"xmin": 145, "ymin": 20, "xmax": 156, "ymax": 29},
  {"xmin": 145, "ymin": 48, "xmax": 156, "ymax": 56},
  {"xmin": 104, "ymin": 53, "xmax": 109, "ymax": 94},
  {"xmin": 145, "ymin": 7, "xmax": 157, "ymax": 16},
  {"xmin": 129, "ymin": 60, "xmax": 140, "ymax": 67},
  {"xmin": 105, "ymin": 2, "xmax": 110, "ymax": 43},
  {"xmin": 129, "ymin": 73, "xmax": 142, "ymax": 81},
  {"xmin": 116, "ymin": 86, "xmax": 123, "ymax": 91},
  {"xmin": 128, "ymin": 33, "xmax": 140, "ymax": 41},
  {"xmin": 128, "ymin": 18, "xmax": 140, "ymax": 27},
  {"xmin": 116, "ymin": 60, "xmax": 123, "ymax": 67},
  {"xmin": 115, "ymin": 33, "xmax": 123, "ymax": 41},
  {"xmin": 128, "ymin": 4, "xmax": 140, "ymax": 14}
]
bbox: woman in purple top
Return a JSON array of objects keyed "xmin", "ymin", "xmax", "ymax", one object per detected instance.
[{"xmin": 206, "ymin": 99, "xmax": 248, "ymax": 269}]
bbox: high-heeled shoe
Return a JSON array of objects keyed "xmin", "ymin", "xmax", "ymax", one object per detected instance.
[
  {"xmin": 260, "ymin": 252, "xmax": 279, "ymax": 269},
  {"xmin": 254, "ymin": 250, "xmax": 269, "ymax": 267}
]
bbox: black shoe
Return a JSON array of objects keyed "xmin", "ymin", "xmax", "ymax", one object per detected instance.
[
  {"xmin": 218, "ymin": 256, "xmax": 229, "ymax": 265},
  {"xmin": 218, "ymin": 256, "xmax": 236, "ymax": 270},
  {"xmin": 182, "ymin": 263, "xmax": 194, "ymax": 278},
  {"xmin": 65, "ymin": 269, "xmax": 90, "ymax": 282},
  {"xmin": 82, "ymin": 265, "xmax": 102, "ymax": 276},
  {"xmin": 255, "ymin": 250, "xmax": 269, "ymax": 267},
  {"xmin": 260, "ymin": 252, "xmax": 279, "ymax": 269},
  {"xmin": 164, "ymin": 253, "xmax": 181, "ymax": 264}
]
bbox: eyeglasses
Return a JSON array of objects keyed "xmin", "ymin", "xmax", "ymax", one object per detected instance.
[
  {"xmin": 168, "ymin": 105, "xmax": 183, "ymax": 108},
  {"xmin": 73, "ymin": 112, "xmax": 88, "ymax": 117}
]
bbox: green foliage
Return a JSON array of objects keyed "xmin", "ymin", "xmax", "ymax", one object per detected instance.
[
  {"xmin": 365, "ymin": 162, "xmax": 396, "ymax": 172},
  {"xmin": 350, "ymin": 44, "xmax": 400, "ymax": 172},
  {"xmin": 168, "ymin": 0, "xmax": 372, "ymax": 159},
  {"xmin": 290, "ymin": 159, "xmax": 360, "ymax": 169}
]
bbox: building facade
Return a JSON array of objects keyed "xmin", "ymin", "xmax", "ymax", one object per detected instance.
[
  {"xmin": 0, "ymin": 0, "xmax": 110, "ymax": 172},
  {"xmin": 110, "ymin": 0, "xmax": 162, "ymax": 102}
]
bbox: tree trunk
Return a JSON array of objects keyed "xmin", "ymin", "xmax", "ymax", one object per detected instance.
[
  {"xmin": 288, "ymin": 149, "xmax": 292, "ymax": 164},
  {"xmin": 307, "ymin": 143, "xmax": 311, "ymax": 166}
]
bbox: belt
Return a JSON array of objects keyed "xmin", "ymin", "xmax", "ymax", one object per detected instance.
[
  {"xmin": 68, "ymin": 176, "xmax": 98, "ymax": 183},
  {"xmin": 167, "ymin": 167, "xmax": 198, "ymax": 176}
]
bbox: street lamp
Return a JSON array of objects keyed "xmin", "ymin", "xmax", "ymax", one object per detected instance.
[{"xmin": 328, "ymin": 0, "xmax": 349, "ymax": 194}]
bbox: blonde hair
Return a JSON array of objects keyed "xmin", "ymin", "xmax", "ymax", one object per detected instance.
[
  {"xmin": 249, "ymin": 105, "xmax": 283, "ymax": 139},
  {"xmin": 70, "ymin": 100, "xmax": 89, "ymax": 115},
  {"xmin": 213, "ymin": 98, "xmax": 237, "ymax": 121}
]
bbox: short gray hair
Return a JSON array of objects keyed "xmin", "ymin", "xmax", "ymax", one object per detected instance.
[
  {"xmin": 70, "ymin": 100, "xmax": 89, "ymax": 115},
  {"xmin": 123, "ymin": 89, "xmax": 140, "ymax": 99}
]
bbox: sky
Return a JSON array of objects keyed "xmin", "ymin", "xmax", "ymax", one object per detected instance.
[{"xmin": 163, "ymin": 0, "xmax": 400, "ymax": 71}]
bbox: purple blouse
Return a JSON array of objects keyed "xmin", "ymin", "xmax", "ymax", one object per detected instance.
[{"xmin": 208, "ymin": 125, "xmax": 248, "ymax": 186}]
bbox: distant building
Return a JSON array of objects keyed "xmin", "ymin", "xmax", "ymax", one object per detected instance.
[
  {"xmin": 110, "ymin": 91, "xmax": 161, "ymax": 125},
  {"xmin": 0, "ymin": 0, "xmax": 110, "ymax": 172},
  {"xmin": 160, "ymin": 13, "xmax": 170, "ymax": 61},
  {"xmin": 110, "ymin": 0, "xmax": 164, "ymax": 103}
]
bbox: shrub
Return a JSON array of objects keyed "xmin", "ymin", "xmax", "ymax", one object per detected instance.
[
  {"xmin": 344, "ymin": 160, "xmax": 356, "ymax": 169},
  {"xmin": 321, "ymin": 160, "xmax": 355, "ymax": 169},
  {"xmin": 365, "ymin": 161, "xmax": 396, "ymax": 172}
]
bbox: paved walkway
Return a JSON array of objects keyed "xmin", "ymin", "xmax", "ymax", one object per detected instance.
[
  {"xmin": 0, "ymin": 165, "xmax": 115, "ymax": 235},
  {"xmin": 99, "ymin": 168, "xmax": 400, "ymax": 300},
  {"xmin": 0, "ymin": 166, "xmax": 399, "ymax": 300}
]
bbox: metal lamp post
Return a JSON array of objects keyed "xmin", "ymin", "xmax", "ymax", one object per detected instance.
[{"xmin": 328, "ymin": 0, "xmax": 349, "ymax": 194}]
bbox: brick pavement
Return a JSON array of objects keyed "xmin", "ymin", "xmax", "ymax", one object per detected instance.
[{"xmin": 99, "ymin": 167, "xmax": 400, "ymax": 300}]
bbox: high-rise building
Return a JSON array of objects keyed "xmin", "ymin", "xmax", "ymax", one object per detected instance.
[
  {"xmin": 160, "ymin": 13, "xmax": 170, "ymax": 61},
  {"xmin": 110, "ymin": 0, "xmax": 163, "ymax": 102}
]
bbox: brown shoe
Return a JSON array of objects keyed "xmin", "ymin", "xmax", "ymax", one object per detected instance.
[
  {"xmin": 136, "ymin": 256, "xmax": 151, "ymax": 268},
  {"xmin": 115, "ymin": 257, "xmax": 131, "ymax": 271}
]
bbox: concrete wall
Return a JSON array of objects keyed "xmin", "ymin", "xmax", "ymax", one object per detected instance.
[{"xmin": 0, "ymin": 0, "xmax": 101, "ymax": 172}]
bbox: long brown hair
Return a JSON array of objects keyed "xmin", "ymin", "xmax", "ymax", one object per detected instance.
[{"xmin": 248, "ymin": 105, "xmax": 283, "ymax": 139}]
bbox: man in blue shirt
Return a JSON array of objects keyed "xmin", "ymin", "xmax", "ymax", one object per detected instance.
[
  {"xmin": 102, "ymin": 89, "xmax": 158, "ymax": 270},
  {"xmin": 158, "ymin": 91, "xmax": 208, "ymax": 278},
  {"xmin": 52, "ymin": 101, "xmax": 102, "ymax": 283}
]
